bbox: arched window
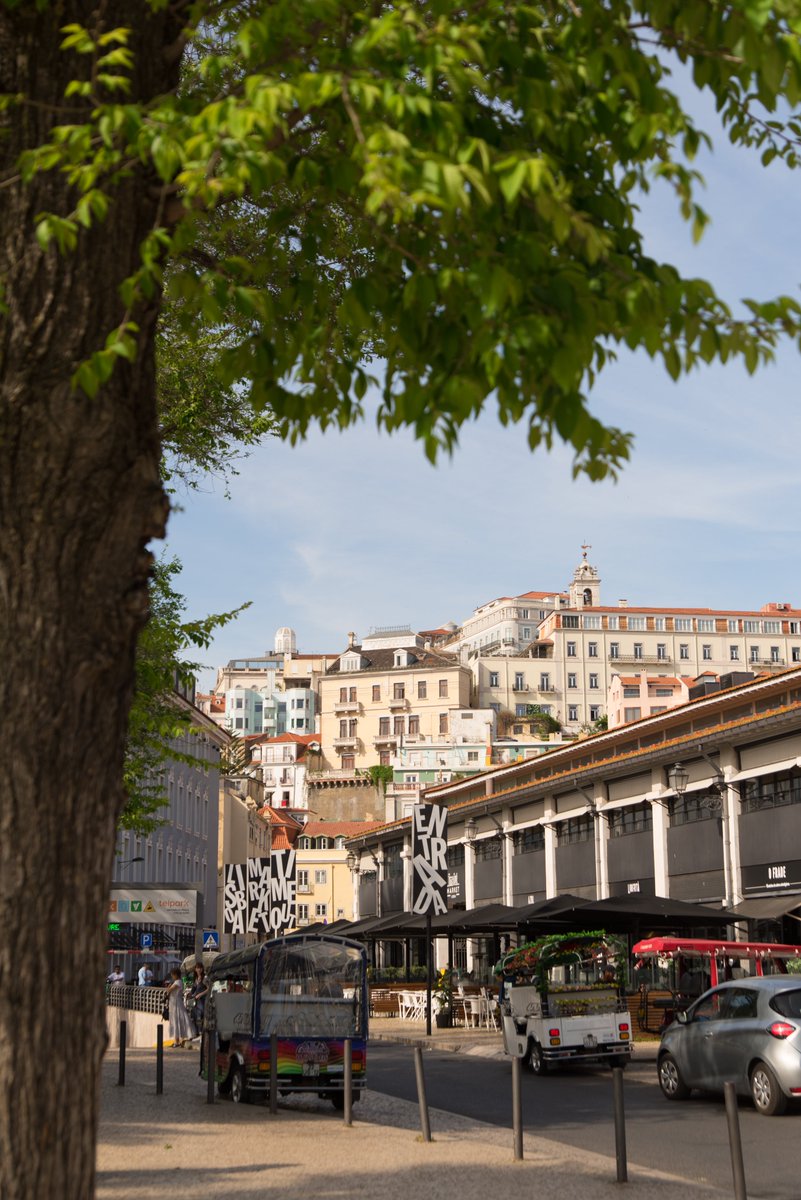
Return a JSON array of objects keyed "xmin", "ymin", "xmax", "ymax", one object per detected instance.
[{"xmin": 583, "ymin": 587, "xmax": 592, "ymax": 606}]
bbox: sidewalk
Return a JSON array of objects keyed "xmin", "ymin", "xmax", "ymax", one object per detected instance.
[{"xmin": 96, "ymin": 1043, "xmax": 714, "ymax": 1200}]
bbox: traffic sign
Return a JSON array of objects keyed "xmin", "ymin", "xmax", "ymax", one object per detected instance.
[
  {"xmin": 202, "ymin": 929, "xmax": 220, "ymax": 951},
  {"xmin": 140, "ymin": 932, "xmax": 153, "ymax": 949}
]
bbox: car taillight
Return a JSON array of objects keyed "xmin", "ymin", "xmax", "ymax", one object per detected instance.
[
  {"xmin": 768, "ymin": 1021, "xmax": 797, "ymax": 1039},
  {"xmin": 618, "ymin": 1023, "xmax": 629, "ymax": 1032},
  {"xmin": 549, "ymin": 1028, "xmax": 560, "ymax": 1037}
]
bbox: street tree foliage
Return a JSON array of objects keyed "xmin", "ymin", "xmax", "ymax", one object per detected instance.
[
  {"xmin": 18, "ymin": 1, "xmax": 801, "ymax": 479},
  {"xmin": 4, "ymin": 3, "xmax": 801, "ymax": 1197}
]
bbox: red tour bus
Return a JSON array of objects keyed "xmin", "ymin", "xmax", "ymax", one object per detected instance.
[{"xmin": 632, "ymin": 937, "xmax": 801, "ymax": 1033}]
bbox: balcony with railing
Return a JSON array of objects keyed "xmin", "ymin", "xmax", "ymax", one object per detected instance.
[
  {"xmin": 373, "ymin": 732, "xmax": 400, "ymax": 747},
  {"xmin": 333, "ymin": 735, "xmax": 360, "ymax": 750},
  {"xmin": 609, "ymin": 654, "xmax": 663, "ymax": 665},
  {"xmin": 512, "ymin": 682, "xmax": 529, "ymax": 692},
  {"xmin": 388, "ymin": 695, "xmax": 408, "ymax": 710},
  {"xmin": 334, "ymin": 699, "xmax": 362, "ymax": 714}
]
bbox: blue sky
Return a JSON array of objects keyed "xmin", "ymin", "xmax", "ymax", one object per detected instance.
[{"xmin": 164, "ymin": 79, "xmax": 801, "ymax": 693}]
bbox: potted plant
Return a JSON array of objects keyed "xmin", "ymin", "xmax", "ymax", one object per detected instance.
[{"xmin": 434, "ymin": 966, "xmax": 454, "ymax": 1028}]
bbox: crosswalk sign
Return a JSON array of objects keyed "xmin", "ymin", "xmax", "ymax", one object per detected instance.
[{"xmin": 202, "ymin": 929, "xmax": 220, "ymax": 951}]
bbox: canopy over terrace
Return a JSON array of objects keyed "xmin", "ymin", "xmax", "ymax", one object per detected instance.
[
  {"xmin": 339, "ymin": 893, "xmax": 733, "ymax": 943},
  {"xmin": 514, "ymin": 892, "xmax": 734, "ymax": 935}
]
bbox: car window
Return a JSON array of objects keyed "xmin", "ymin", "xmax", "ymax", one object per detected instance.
[
  {"xmin": 770, "ymin": 988, "xmax": 801, "ymax": 1019},
  {"xmin": 692, "ymin": 990, "xmax": 725, "ymax": 1021},
  {"xmin": 721, "ymin": 987, "xmax": 758, "ymax": 1020}
]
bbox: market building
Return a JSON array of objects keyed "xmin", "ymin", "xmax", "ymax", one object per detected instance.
[{"xmin": 346, "ymin": 667, "xmax": 801, "ymax": 970}]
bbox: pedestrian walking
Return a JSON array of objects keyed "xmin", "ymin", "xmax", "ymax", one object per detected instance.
[{"xmin": 137, "ymin": 963, "xmax": 154, "ymax": 987}]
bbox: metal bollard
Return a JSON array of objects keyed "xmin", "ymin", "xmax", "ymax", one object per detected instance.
[
  {"xmin": 343, "ymin": 1038, "xmax": 353, "ymax": 1126},
  {"xmin": 117, "ymin": 1020, "xmax": 127, "ymax": 1087},
  {"xmin": 413, "ymin": 1046, "xmax": 432, "ymax": 1142},
  {"xmin": 612, "ymin": 1067, "xmax": 627, "ymax": 1183},
  {"xmin": 512, "ymin": 1055, "xmax": 523, "ymax": 1161},
  {"xmin": 206, "ymin": 1030, "xmax": 216, "ymax": 1105},
  {"xmin": 156, "ymin": 1024, "xmax": 163, "ymax": 1095},
  {"xmin": 269, "ymin": 1032, "xmax": 278, "ymax": 1114},
  {"xmin": 724, "ymin": 1082, "xmax": 748, "ymax": 1200}
]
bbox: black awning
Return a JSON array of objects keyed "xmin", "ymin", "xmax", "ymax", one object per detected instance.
[{"xmin": 729, "ymin": 895, "xmax": 801, "ymax": 920}]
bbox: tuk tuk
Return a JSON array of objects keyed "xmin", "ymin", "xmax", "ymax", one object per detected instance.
[
  {"xmin": 632, "ymin": 936, "xmax": 801, "ymax": 1033},
  {"xmin": 201, "ymin": 933, "xmax": 367, "ymax": 1108}
]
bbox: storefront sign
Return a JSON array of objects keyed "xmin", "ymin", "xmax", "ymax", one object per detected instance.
[
  {"xmin": 608, "ymin": 878, "xmax": 655, "ymax": 899},
  {"xmin": 742, "ymin": 860, "xmax": 801, "ymax": 893},
  {"xmin": 411, "ymin": 803, "xmax": 448, "ymax": 916},
  {"xmin": 108, "ymin": 888, "xmax": 197, "ymax": 925}
]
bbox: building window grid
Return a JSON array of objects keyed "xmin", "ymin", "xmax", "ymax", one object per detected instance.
[
  {"xmin": 608, "ymin": 805, "xmax": 653, "ymax": 838},
  {"xmin": 557, "ymin": 815, "xmax": 594, "ymax": 846},
  {"xmin": 741, "ymin": 771, "xmax": 801, "ymax": 814},
  {"xmin": 669, "ymin": 791, "xmax": 720, "ymax": 826},
  {"xmin": 473, "ymin": 837, "xmax": 503, "ymax": 861},
  {"xmin": 513, "ymin": 826, "xmax": 545, "ymax": 855}
]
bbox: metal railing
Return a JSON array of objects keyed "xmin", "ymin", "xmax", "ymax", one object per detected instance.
[{"xmin": 106, "ymin": 985, "xmax": 166, "ymax": 1014}]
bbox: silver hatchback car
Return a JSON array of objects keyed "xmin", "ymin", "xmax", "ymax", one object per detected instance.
[{"xmin": 658, "ymin": 976, "xmax": 801, "ymax": 1116}]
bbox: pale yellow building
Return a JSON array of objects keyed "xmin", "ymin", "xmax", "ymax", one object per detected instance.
[
  {"xmin": 292, "ymin": 820, "xmax": 384, "ymax": 927},
  {"xmin": 317, "ymin": 629, "xmax": 473, "ymax": 773}
]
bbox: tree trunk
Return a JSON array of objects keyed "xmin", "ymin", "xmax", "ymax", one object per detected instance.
[{"xmin": 0, "ymin": 8, "xmax": 181, "ymax": 1196}]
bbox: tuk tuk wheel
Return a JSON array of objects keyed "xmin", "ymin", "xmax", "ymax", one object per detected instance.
[
  {"xmin": 330, "ymin": 1090, "xmax": 357, "ymax": 1110},
  {"xmin": 230, "ymin": 1064, "xmax": 250, "ymax": 1105},
  {"xmin": 525, "ymin": 1040, "xmax": 548, "ymax": 1076}
]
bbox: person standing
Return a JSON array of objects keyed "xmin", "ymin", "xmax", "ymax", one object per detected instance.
[
  {"xmin": 165, "ymin": 968, "xmax": 194, "ymax": 1048},
  {"xmin": 107, "ymin": 965, "xmax": 125, "ymax": 985},
  {"xmin": 189, "ymin": 964, "xmax": 209, "ymax": 1035},
  {"xmin": 137, "ymin": 963, "xmax": 154, "ymax": 987}
]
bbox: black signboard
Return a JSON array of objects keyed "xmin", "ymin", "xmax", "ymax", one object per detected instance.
[
  {"xmin": 411, "ymin": 804, "xmax": 448, "ymax": 916},
  {"xmin": 742, "ymin": 860, "xmax": 801, "ymax": 894}
]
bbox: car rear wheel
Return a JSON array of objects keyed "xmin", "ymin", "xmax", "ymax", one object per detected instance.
[
  {"xmin": 230, "ymin": 1064, "xmax": 250, "ymax": 1105},
  {"xmin": 658, "ymin": 1053, "xmax": 691, "ymax": 1101},
  {"xmin": 750, "ymin": 1061, "xmax": 788, "ymax": 1116}
]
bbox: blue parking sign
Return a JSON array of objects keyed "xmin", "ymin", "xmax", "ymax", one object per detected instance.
[{"xmin": 140, "ymin": 932, "xmax": 153, "ymax": 949}]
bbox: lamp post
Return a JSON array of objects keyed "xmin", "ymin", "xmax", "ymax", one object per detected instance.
[
  {"xmin": 345, "ymin": 850, "xmax": 360, "ymax": 921},
  {"xmin": 668, "ymin": 763, "xmax": 689, "ymax": 797}
]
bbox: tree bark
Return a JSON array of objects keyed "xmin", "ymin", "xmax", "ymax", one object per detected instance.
[{"xmin": 0, "ymin": 7, "xmax": 182, "ymax": 1196}]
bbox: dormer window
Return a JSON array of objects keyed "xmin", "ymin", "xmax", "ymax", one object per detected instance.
[
  {"xmin": 393, "ymin": 649, "xmax": 416, "ymax": 667},
  {"xmin": 340, "ymin": 653, "xmax": 364, "ymax": 672}
]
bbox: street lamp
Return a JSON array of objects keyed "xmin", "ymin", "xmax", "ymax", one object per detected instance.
[
  {"xmin": 345, "ymin": 851, "xmax": 359, "ymax": 872},
  {"xmin": 668, "ymin": 763, "xmax": 690, "ymax": 797},
  {"xmin": 464, "ymin": 817, "xmax": 478, "ymax": 842}
]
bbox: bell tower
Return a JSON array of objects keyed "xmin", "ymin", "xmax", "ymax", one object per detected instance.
[{"xmin": 569, "ymin": 544, "xmax": 601, "ymax": 608}]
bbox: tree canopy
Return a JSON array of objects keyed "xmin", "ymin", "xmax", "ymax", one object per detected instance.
[{"xmin": 17, "ymin": 0, "xmax": 801, "ymax": 480}]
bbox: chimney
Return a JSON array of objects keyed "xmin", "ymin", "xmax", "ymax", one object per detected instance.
[
  {"xmin": 347, "ymin": 631, "xmax": 356, "ymax": 649},
  {"xmin": 618, "ymin": 599, "xmax": 628, "ymax": 608}
]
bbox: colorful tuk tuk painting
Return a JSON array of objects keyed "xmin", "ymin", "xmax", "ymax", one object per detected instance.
[
  {"xmin": 201, "ymin": 933, "xmax": 367, "ymax": 1108},
  {"xmin": 632, "ymin": 937, "xmax": 801, "ymax": 1033}
]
